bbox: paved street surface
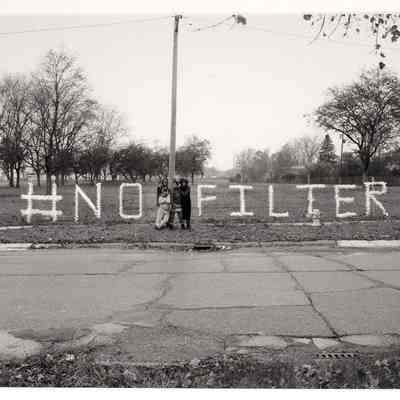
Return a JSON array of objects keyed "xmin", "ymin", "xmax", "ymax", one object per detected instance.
[{"xmin": 1, "ymin": 246, "xmax": 400, "ymax": 362}]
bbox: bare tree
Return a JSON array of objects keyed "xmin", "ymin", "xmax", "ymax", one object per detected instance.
[
  {"xmin": 234, "ymin": 148, "xmax": 270, "ymax": 182},
  {"xmin": 270, "ymin": 142, "xmax": 299, "ymax": 181},
  {"xmin": 176, "ymin": 135, "xmax": 211, "ymax": 184},
  {"xmin": 314, "ymin": 69, "xmax": 400, "ymax": 181},
  {"xmin": 76, "ymin": 104, "xmax": 128, "ymax": 183},
  {"xmin": 30, "ymin": 49, "xmax": 95, "ymax": 193},
  {"xmin": 0, "ymin": 74, "xmax": 31, "ymax": 187},
  {"xmin": 294, "ymin": 134, "xmax": 321, "ymax": 183},
  {"xmin": 24, "ymin": 127, "xmax": 43, "ymax": 186},
  {"xmin": 90, "ymin": 105, "xmax": 127, "ymax": 147},
  {"xmin": 234, "ymin": 148, "xmax": 258, "ymax": 183}
]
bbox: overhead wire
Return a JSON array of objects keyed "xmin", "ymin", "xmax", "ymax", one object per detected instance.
[
  {"xmin": 189, "ymin": 15, "xmax": 234, "ymax": 32},
  {"xmin": 185, "ymin": 18, "xmax": 400, "ymax": 54},
  {"xmin": 244, "ymin": 24, "xmax": 373, "ymax": 48},
  {"xmin": 0, "ymin": 13, "xmax": 398, "ymax": 55},
  {"xmin": 0, "ymin": 15, "xmax": 173, "ymax": 37},
  {"xmin": 244, "ymin": 24, "xmax": 400, "ymax": 55}
]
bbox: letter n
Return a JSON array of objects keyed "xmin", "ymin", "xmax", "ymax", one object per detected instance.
[{"xmin": 75, "ymin": 183, "xmax": 102, "ymax": 222}]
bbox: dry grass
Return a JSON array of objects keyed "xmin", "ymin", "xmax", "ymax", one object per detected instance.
[{"xmin": 2, "ymin": 349, "xmax": 400, "ymax": 388}]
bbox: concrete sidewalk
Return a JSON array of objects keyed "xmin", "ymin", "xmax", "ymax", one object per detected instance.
[{"xmin": 1, "ymin": 246, "xmax": 400, "ymax": 362}]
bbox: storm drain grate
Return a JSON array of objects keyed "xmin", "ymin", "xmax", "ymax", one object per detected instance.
[
  {"xmin": 192, "ymin": 245, "xmax": 214, "ymax": 251},
  {"xmin": 191, "ymin": 243, "xmax": 224, "ymax": 251},
  {"xmin": 316, "ymin": 352, "xmax": 358, "ymax": 359}
]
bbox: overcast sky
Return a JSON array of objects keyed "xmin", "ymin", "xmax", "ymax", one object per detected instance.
[{"xmin": 1, "ymin": 13, "xmax": 400, "ymax": 170}]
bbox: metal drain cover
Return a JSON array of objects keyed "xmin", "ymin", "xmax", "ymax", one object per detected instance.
[
  {"xmin": 317, "ymin": 352, "xmax": 358, "ymax": 359},
  {"xmin": 192, "ymin": 243, "xmax": 220, "ymax": 251}
]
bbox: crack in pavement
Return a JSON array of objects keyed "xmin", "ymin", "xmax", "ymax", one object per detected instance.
[
  {"xmin": 146, "ymin": 274, "xmax": 178, "ymax": 307},
  {"xmin": 316, "ymin": 254, "xmax": 364, "ymax": 272},
  {"xmin": 147, "ymin": 302, "xmax": 363, "ymax": 312},
  {"xmin": 4, "ymin": 247, "xmax": 400, "ymax": 363},
  {"xmin": 315, "ymin": 253, "xmax": 400, "ymax": 293},
  {"xmin": 349, "ymin": 272, "xmax": 400, "ymax": 292},
  {"xmin": 271, "ymin": 252, "xmax": 337, "ymax": 337},
  {"xmin": 116, "ymin": 262, "xmax": 141, "ymax": 274}
]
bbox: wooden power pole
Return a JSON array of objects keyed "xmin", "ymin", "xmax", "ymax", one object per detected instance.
[{"xmin": 168, "ymin": 15, "xmax": 182, "ymax": 189}]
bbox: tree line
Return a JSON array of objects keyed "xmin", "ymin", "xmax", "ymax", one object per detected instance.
[
  {"xmin": 233, "ymin": 134, "xmax": 336, "ymax": 183},
  {"xmin": 0, "ymin": 49, "xmax": 211, "ymax": 193},
  {"xmin": 234, "ymin": 68, "xmax": 400, "ymax": 184},
  {"xmin": 107, "ymin": 135, "xmax": 211, "ymax": 185}
]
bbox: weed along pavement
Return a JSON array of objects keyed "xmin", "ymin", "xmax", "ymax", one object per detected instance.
[{"xmin": 2, "ymin": 245, "xmax": 400, "ymax": 364}]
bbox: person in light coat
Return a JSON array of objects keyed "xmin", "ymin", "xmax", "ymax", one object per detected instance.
[{"xmin": 155, "ymin": 186, "xmax": 171, "ymax": 229}]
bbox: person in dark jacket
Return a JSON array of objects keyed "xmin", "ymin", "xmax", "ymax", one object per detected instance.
[
  {"xmin": 167, "ymin": 178, "xmax": 183, "ymax": 229},
  {"xmin": 180, "ymin": 178, "xmax": 191, "ymax": 230}
]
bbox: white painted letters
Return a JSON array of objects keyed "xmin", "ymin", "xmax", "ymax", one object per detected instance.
[
  {"xmin": 16, "ymin": 181, "xmax": 392, "ymax": 223},
  {"xmin": 21, "ymin": 181, "xmax": 63, "ymax": 223},
  {"xmin": 296, "ymin": 184, "xmax": 326, "ymax": 218},
  {"xmin": 74, "ymin": 183, "xmax": 102, "ymax": 222},
  {"xmin": 197, "ymin": 185, "xmax": 216, "ymax": 217},
  {"xmin": 268, "ymin": 185, "xmax": 289, "ymax": 218},
  {"xmin": 364, "ymin": 181, "xmax": 389, "ymax": 217},
  {"xmin": 229, "ymin": 185, "xmax": 254, "ymax": 217},
  {"xmin": 119, "ymin": 183, "xmax": 143, "ymax": 219},
  {"xmin": 334, "ymin": 184, "xmax": 357, "ymax": 218}
]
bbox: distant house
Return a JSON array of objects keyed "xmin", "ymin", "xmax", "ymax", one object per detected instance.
[{"xmin": 279, "ymin": 165, "xmax": 306, "ymax": 183}]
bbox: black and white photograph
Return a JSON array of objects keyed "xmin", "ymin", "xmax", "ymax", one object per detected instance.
[{"xmin": 1, "ymin": 0, "xmax": 400, "ymax": 391}]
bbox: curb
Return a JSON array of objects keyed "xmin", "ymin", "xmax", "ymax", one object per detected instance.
[
  {"xmin": 0, "ymin": 240, "xmax": 337, "ymax": 251},
  {"xmin": 0, "ymin": 226, "xmax": 33, "ymax": 231},
  {"xmin": 0, "ymin": 243, "xmax": 33, "ymax": 251},
  {"xmin": 4, "ymin": 331, "xmax": 400, "ymax": 364},
  {"xmin": 337, "ymin": 240, "xmax": 400, "ymax": 248},
  {"xmin": 1, "ymin": 239, "xmax": 400, "ymax": 251},
  {"xmin": 226, "ymin": 333, "xmax": 400, "ymax": 352}
]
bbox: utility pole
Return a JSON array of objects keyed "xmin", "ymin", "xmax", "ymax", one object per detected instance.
[
  {"xmin": 168, "ymin": 15, "xmax": 182, "ymax": 190},
  {"xmin": 339, "ymin": 134, "xmax": 344, "ymax": 184}
]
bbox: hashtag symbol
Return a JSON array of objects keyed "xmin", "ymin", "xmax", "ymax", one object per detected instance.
[{"xmin": 21, "ymin": 181, "xmax": 63, "ymax": 223}]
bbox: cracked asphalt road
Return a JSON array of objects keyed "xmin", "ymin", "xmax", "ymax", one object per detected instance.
[{"xmin": 1, "ymin": 246, "xmax": 400, "ymax": 362}]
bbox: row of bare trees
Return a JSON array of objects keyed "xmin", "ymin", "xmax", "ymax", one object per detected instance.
[
  {"xmin": 0, "ymin": 49, "xmax": 126, "ymax": 193},
  {"xmin": 0, "ymin": 49, "xmax": 213, "ymax": 192},
  {"xmin": 106, "ymin": 135, "xmax": 211, "ymax": 185},
  {"xmin": 234, "ymin": 134, "xmax": 330, "ymax": 183}
]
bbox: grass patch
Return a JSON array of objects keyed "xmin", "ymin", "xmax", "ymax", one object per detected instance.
[
  {"xmin": 0, "ymin": 180, "xmax": 396, "ymax": 226},
  {"xmin": 1, "ymin": 179, "xmax": 399, "ymax": 243}
]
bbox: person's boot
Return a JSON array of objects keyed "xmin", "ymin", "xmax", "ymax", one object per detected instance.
[
  {"xmin": 181, "ymin": 223, "xmax": 185, "ymax": 229},
  {"xmin": 167, "ymin": 222, "xmax": 173, "ymax": 230},
  {"xmin": 186, "ymin": 222, "xmax": 191, "ymax": 231}
]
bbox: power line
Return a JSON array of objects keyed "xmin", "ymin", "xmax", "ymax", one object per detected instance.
[
  {"xmin": 241, "ymin": 24, "xmax": 400, "ymax": 53},
  {"xmin": 181, "ymin": 16, "xmax": 400, "ymax": 53},
  {"xmin": 0, "ymin": 15, "xmax": 173, "ymax": 37},
  {"xmin": 190, "ymin": 15, "xmax": 234, "ymax": 32},
  {"xmin": 1, "ymin": 13, "xmax": 399, "ymax": 55},
  {"xmin": 245, "ymin": 25, "xmax": 369, "ymax": 47}
]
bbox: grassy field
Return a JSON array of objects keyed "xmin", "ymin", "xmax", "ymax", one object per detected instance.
[
  {"xmin": 1, "ymin": 179, "xmax": 399, "ymax": 243},
  {"xmin": 0, "ymin": 178, "xmax": 397, "ymax": 226}
]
